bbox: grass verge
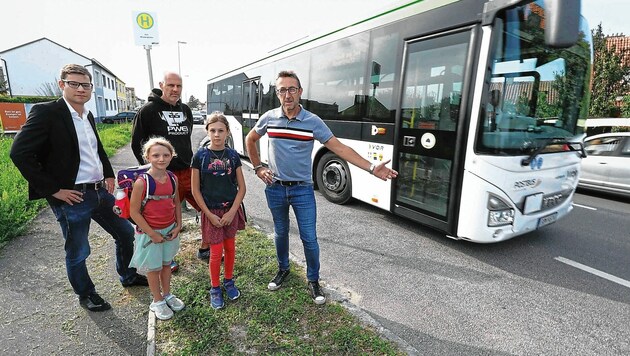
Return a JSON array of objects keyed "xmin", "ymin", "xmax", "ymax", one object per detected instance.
[
  {"xmin": 0, "ymin": 122, "xmax": 132, "ymax": 247},
  {"xmin": 158, "ymin": 224, "xmax": 403, "ymax": 355}
]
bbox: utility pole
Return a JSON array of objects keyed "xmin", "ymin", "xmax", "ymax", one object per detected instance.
[{"xmin": 177, "ymin": 41, "xmax": 187, "ymax": 76}]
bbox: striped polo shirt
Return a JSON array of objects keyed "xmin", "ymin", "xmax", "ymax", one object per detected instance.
[{"xmin": 254, "ymin": 106, "xmax": 333, "ymax": 183}]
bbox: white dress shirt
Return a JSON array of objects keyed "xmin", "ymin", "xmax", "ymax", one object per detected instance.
[{"xmin": 63, "ymin": 99, "xmax": 104, "ymax": 184}]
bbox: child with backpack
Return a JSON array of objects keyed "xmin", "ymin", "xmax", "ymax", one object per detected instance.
[
  {"xmin": 129, "ymin": 137, "xmax": 184, "ymax": 320},
  {"xmin": 191, "ymin": 112, "xmax": 246, "ymax": 309}
]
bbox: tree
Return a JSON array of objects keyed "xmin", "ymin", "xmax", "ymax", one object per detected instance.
[
  {"xmin": 0, "ymin": 78, "xmax": 7, "ymax": 95},
  {"xmin": 35, "ymin": 81, "xmax": 62, "ymax": 97},
  {"xmin": 621, "ymin": 95, "xmax": 630, "ymax": 118},
  {"xmin": 187, "ymin": 95, "xmax": 201, "ymax": 109},
  {"xmin": 589, "ymin": 24, "xmax": 630, "ymax": 118}
]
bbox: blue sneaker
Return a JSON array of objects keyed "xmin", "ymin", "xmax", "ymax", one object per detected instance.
[
  {"xmin": 223, "ymin": 279, "xmax": 241, "ymax": 300},
  {"xmin": 210, "ymin": 287, "xmax": 224, "ymax": 309}
]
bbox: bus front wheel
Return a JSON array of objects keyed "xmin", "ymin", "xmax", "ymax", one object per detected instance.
[
  {"xmin": 226, "ymin": 134, "xmax": 234, "ymax": 149},
  {"xmin": 316, "ymin": 152, "xmax": 352, "ymax": 204}
]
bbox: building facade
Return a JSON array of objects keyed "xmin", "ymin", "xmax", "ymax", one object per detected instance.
[{"xmin": 0, "ymin": 37, "xmax": 130, "ymax": 120}]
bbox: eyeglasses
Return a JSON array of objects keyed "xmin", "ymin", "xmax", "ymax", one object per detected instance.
[
  {"xmin": 63, "ymin": 80, "xmax": 94, "ymax": 90},
  {"xmin": 276, "ymin": 87, "xmax": 299, "ymax": 95}
]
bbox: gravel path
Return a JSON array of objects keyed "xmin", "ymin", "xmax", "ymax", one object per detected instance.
[{"xmin": 0, "ymin": 125, "xmax": 207, "ymax": 355}]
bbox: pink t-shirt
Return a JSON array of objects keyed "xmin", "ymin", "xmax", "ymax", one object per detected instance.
[{"xmin": 139, "ymin": 175, "xmax": 177, "ymax": 229}]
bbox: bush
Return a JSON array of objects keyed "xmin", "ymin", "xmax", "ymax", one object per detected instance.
[{"xmin": 0, "ymin": 136, "xmax": 46, "ymax": 247}]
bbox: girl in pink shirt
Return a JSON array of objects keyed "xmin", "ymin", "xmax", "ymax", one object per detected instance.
[{"xmin": 129, "ymin": 137, "xmax": 184, "ymax": 320}]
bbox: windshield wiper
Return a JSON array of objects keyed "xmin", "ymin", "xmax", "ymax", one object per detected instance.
[{"xmin": 520, "ymin": 137, "xmax": 567, "ymax": 167}]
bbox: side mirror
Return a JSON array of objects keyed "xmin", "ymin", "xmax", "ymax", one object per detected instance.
[{"xmin": 543, "ymin": 0, "xmax": 580, "ymax": 48}]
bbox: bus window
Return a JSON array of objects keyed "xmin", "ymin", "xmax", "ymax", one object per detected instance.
[
  {"xmin": 400, "ymin": 34, "xmax": 467, "ymax": 132},
  {"xmin": 309, "ymin": 32, "xmax": 369, "ymax": 121},
  {"xmin": 258, "ymin": 66, "xmax": 279, "ymax": 114},
  {"xmin": 228, "ymin": 76, "xmax": 243, "ymax": 116},
  {"xmin": 367, "ymin": 29, "xmax": 401, "ymax": 123}
]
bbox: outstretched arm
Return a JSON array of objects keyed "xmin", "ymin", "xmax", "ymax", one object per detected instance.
[{"xmin": 323, "ymin": 136, "xmax": 398, "ymax": 181}]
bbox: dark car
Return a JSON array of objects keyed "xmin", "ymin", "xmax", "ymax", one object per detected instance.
[
  {"xmin": 192, "ymin": 111, "xmax": 205, "ymax": 124},
  {"xmin": 578, "ymin": 132, "xmax": 630, "ymax": 198},
  {"xmin": 102, "ymin": 111, "xmax": 136, "ymax": 124}
]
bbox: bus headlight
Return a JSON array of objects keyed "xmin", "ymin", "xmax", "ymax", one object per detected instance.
[{"xmin": 487, "ymin": 193, "xmax": 515, "ymax": 227}]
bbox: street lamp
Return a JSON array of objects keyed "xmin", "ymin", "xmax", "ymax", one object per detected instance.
[{"xmin": 177, "ymin": 41, "xmax": 187, "ymax": 75}]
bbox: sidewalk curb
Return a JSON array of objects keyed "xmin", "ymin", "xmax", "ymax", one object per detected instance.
[{"xmin": 146, "ymin": 311, "xmax": 156, "ymax": 356}]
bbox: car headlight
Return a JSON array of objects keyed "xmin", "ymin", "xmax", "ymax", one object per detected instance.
[{"xmin": 487, "ymin": 193, "xmax": 514, "ymax": 227}]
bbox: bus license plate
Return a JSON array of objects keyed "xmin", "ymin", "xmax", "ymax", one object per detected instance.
[{"xmin": 538, "ymin": 213, "xmax": 558, "ymax": 228}]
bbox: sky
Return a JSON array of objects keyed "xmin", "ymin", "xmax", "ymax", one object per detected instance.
[{"xmin": 1, "ymin": 0, "xmax": 627, "ymax": 103}]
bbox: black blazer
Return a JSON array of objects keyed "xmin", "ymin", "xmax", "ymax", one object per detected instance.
[{"xmin": 10, "ymin": 98, "xmax": 114, "ymax": 206}]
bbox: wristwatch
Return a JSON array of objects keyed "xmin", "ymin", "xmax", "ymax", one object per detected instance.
[
  {"xmin": 253, "ymin": 164, "xmax": 264, "ymax": 174},
  {"xmin": 368, "ymin": 163, "xmax": 376, "ymax": 175}
]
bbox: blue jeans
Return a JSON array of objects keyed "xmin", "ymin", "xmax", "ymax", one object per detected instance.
[
  {"xmin": 50, "ymin": 187, "xmax": 137, "ymax": 297},
  {"xmin": 265, "ymin": 182, "xmax": 320, "ymax": 281}
]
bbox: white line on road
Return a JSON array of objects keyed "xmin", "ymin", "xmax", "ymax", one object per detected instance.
[
  {"xmin": 555, "ymin": 256, "xmax": 630, "ymax": 289},
  {"xmin": 572, "ymin": 203, "xmax": 597, "ymax": 210}
]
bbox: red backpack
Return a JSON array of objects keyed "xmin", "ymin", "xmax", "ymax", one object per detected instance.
[{"xmin": 113, "ymin": 165, "xmax": 176, "ymax": 223}]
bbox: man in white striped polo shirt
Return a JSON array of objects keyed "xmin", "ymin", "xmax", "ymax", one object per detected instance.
[{"xmin": 245, "ymin": 70, "xmax": 397, "ymax": 304}]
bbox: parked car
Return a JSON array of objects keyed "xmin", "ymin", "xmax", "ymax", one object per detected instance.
[
  {"xmin": 578, "ymin": 132, "xmax": 630, "ymax": 198},
  {"xmin": 192, "ymin": 111, "xmax": 205, "ymax": 124},
  {"xmin": 102, "ymin": 111, "xmax": 136, "ymax": 124}
]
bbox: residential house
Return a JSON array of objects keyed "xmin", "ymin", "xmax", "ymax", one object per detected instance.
[
  {"xmin": 89, "ymin": 58, "xmax": 119, "ymax": 119},
  {"xmin": 0, "ymin": 37, "xmax": 127, "ymax": 120},
  {"xmin": 116, "ymin": 78, "xmax": 127, "ymax": 112},
  {"xmin": 126, "ymin": 87, "xmax": 137, "ymax": 110}
]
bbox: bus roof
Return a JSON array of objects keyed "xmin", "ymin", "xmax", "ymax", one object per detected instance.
[{"xmin": 584, "ymin": 118, "xmax": 630, "ymax": 127}]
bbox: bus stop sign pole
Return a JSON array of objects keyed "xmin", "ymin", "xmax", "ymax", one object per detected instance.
[{"xmin": 144, "ymin": 44, "xmax": 154, "ymax": 89}]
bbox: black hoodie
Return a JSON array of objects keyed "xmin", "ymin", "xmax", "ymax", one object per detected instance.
[{"xmin": 131, "ymin": 88, "xmax": 194, "ymax": 171}]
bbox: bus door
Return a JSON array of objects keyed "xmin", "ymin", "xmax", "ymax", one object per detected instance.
[
  {"xmin": 393, "ymin": 30, "xmax": 471, "ymax": 232},
  {"xmin": 241, "ymin": 78, "xmax": 261, "ymax": 153}
]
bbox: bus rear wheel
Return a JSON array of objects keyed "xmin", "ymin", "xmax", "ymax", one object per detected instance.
[{"xmin": 316, "ymin": 152, "xmax": 352, "ymax": 204}]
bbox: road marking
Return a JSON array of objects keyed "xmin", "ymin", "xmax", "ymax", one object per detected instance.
[
  {"xmin": 555, "ymin": 256, "xmax": 630, "ymax": 289},
  {"xmin": 572, "ymin": 203, "xmax": 597, "ymax": 210}
]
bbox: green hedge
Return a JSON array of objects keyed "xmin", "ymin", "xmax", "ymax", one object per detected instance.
[{"xmin": 0, "ymin": 95, "xmax": 59, "ymax": 103}]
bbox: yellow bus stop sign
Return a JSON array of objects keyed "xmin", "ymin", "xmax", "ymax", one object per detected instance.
[
  {"xmin": 136, "ymin": 12, "xmax": 154, "ymax": 29},
  {"xmin": 133, "ymin": 11, "xmax": 159, "ymax": 46}
]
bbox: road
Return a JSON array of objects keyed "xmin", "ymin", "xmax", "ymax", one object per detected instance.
[{"xmin": 234, "ymin": 134, "xmax": 630, "ymax": 356}]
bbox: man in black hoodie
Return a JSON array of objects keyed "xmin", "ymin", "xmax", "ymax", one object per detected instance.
[{"xmin": 131, "ymin": 72, "xmax": 207, "ymax": 261}]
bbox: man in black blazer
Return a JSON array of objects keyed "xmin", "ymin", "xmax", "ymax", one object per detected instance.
[{"xmin": 10, "ymin": 64, "xmax": 148, "ymax": 312}]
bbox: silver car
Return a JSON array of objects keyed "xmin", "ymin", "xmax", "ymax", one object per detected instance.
[{"xmin": 578, "ymin": 132, "xmax": 630, "ymax": 198}]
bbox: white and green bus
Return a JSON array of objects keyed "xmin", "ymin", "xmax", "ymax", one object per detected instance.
[{"xmin": 207, "ymin": 0, "xmax": 591, "ymax": 243}]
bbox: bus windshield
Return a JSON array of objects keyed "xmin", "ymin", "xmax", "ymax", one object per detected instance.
[{"xmin": 478, "ymin": 0, "xmax": 592, "ymax": 156}]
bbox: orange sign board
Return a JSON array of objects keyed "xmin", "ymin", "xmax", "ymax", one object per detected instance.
[
  {"xmin": 418, "ymin": 122, "xmax": 436, "ymax": 129},
  {"xmin": 0, "ymin": 103, "xmax": 27, "ymax": 132}
]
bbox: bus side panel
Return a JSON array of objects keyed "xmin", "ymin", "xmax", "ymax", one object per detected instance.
[
  {"xmin": 341, "ymin": 139, "xmax": 394, "ymax": 210},
  {"xmin": 226, "ymin": 115, "xmax": 245, "ymax": 155}
]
